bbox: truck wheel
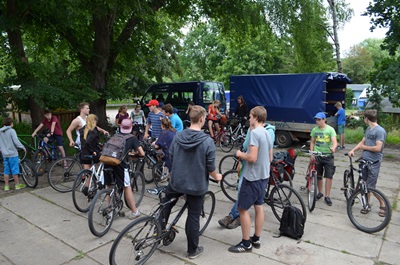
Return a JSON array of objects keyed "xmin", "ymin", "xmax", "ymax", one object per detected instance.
[{"xmin": 275, "ymin": 131, "xmax": 292, "ymax": 148}]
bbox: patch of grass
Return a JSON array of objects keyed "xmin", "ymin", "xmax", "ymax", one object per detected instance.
[
  {"xmin": 392, "ymin": 199, "xmax": 398, "ymax": 211},
  {"xmin": 74, "ymin": 251, "xmax": 85, "ymax": 260},
  {"xmin": 344, "ymin": 128, "xmax": 400, "ymax": 146}
]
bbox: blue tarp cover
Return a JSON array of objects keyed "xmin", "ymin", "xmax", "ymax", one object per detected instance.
[{"xmin": 230, "ymin": 73, "xmax": 327, "ymax": 124}]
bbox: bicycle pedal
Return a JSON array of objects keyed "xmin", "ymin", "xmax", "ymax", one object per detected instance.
[
  {"xmin": 300, "ymin": 186, "xmax": 306, "ymax": 191},
  {"xmin": 340, "ymin": 187, "xmax": 347, "ymax": 191},
  {"xmin": 172, "ymin": 226, "xmax": 179, "ymax": 233}
]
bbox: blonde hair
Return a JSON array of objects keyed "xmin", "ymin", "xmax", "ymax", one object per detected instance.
[
  {"xmin": 84, "ymin": 114, "xmax": 98, "ymax": 139},
  {"xmin": 335, "ymin": 102, "xmax": 342, "ymax": 107},
  {"xmin": 250, "ymin": 106, "xmax": 267, "ymax": 123},
  {"xmin": 161, "ymin": 117, "xmax": 175, "ymax": 132},
  {"xmin": 190, "ymin": 105, "xmax": 206, "ymax": 123}
]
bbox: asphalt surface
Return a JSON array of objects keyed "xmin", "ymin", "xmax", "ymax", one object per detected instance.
[{"xmin": 0, "ymin": 144, "xmax": 399, "ymax": 265}]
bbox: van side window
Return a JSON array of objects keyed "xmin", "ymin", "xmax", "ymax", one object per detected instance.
[{"xmin": 203, "ymin": 82, "xmax": 213, "ymax": 104}]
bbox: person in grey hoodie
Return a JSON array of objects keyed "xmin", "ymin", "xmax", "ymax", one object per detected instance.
[
  {"xmin": 160, "ymin": 105, "xmax": 222, "ymax": 260},
  {"xmin": 0, "ymin": 117, "xmax": 26, "ymax": 191}
]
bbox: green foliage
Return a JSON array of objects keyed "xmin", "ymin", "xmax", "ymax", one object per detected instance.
[
  {"xmin": 342, "ymin": 45, "xmax": 374, "ymax": 83},
  {"xmin": 345, "ymin": 87, "xmax": 354, "ymax": 109}
]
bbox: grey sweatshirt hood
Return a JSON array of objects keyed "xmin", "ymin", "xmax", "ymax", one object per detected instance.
[
  {"xmin": 0, "ymin": 125, "xmax": 24, "ymax": 158},
  {"xmin": 0, "ymin": 126, "xmax": 11, "ymax": 133},
  {"xmin": 174, "ymin": 129, "xmax": 210, "ymax": 150}
]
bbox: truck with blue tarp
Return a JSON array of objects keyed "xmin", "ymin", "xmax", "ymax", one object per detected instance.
[{"xmin": 229, "ymin": 73, "xmax": 351, "ymax": 147}]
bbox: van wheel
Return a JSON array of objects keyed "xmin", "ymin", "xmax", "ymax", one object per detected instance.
[{"xmin": 275, "ymin": 131, "xmax": 292, "ymax": 148}]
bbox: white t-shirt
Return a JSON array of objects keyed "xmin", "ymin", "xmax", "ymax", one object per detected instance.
[
  {"xmin": 130, "ymin": 110, "xmax": 145, "ymax": 125},
  {"xmin": 75, "ymin": 116, "xmax": 87, "ymax": 145}
]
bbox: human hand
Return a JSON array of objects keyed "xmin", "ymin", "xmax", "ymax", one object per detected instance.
[{"xmin": 69, "ymin": 141, "xmax": 75, "ymax": 147}]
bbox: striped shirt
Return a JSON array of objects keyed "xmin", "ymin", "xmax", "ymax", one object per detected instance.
[{"xmin": 148, "ymin": 111, "xmax": 164, "ymax": 138}]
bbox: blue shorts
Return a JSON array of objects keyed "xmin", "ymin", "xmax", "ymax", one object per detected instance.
[
  {"xmin": 238, "ymin": 178, "xmax": 268, "ymax": 211},
  {"xmin": 3, "ymin": 156, "xmax": 20, "ymax": 175}
]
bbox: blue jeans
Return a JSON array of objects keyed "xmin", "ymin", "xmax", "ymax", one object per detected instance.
[{"xmin": 229, "ymin": 172, "xmax": 244, "ymax": 220}]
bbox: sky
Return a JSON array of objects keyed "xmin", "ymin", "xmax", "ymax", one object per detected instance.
[{"xmin": 337, "ymin": 0, "xmax": 387, "ymax": 55}]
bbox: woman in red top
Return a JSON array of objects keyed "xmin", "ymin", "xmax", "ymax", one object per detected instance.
[
  {"xmin": 115, "ymin": 105, "xmax": 129, "ymax": 133},
  {"xmin": 207, "ymin": 100, "xmax": 222, "ymax": 138}
]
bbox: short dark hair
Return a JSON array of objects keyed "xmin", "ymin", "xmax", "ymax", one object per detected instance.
[
  {"xmin": 364, "ymin": 109, "xmax": 378, "ymax": 122},
  {"xmin": 3, "ymin": 117, "xmax": 13, "ymax": 126},
  {"xmin": 162, "ymin": 103, "xmax": 174, "ymax": 114},
  {"xmin": 78, "ymin": 102, "xmax": 89, "ymax": 110},
  {"xmin": 44, "ymin": 109, "xmax": 52, "ymax": 115}
]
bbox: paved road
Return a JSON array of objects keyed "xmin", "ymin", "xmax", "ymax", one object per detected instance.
[{"xmin": 0, "ymin": 144, "xmax": 399, "ymax": 265}]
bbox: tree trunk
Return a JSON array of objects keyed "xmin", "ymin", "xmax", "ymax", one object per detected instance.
[
  {"xmin": 328, "ymin": 0, "xmax": 343, "ymax": 73},
  {"xmin": 6, "ymin": 0, "xmax": 42, "ymax": 128},
  {"xmin": 89, "ymin": 98, "xmax": 109, "ymax": 129}
]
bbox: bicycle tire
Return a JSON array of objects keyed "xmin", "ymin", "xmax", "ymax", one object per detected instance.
[
  {"xmin": 218, "ymin": 154, "xmax": 239, "ymax": 175},
  {"xmin": 32, "ymin": 149, "xmax": 47, "ymax": 176},
  {"xmin": 126, "ymin": 171, "xmax": 145, "ymax": 208},
  {"xmin": 48, "ymin": 157, "xmax": 82, "ymax": 192},
  {"xmin": 152, "ymin": 161, "xmax": 168, "ymax": 188},
  {"xmin": 307, "ymin": 171, "xmax": 317, "ymax": 212},
  {"xmin": 20, "ymin": 159, "xmax": 38, "ymax": 188},
  {"xmin": 343, "ymin": 169, "xmax": 355, "ymax": 201},
  {"xmin": 220, "ymin": 170, "xmax": 240, "ymax": 203},
  {"xmin": 269, "ymin": 183, "xmax": 307, "ymax": 222},
  {"xmin": 219, "ymin": 131, "xmax": 234, "ymax": 153},
  {"xmin": 347, "ymin": 187, "xmax": 391, "ymax": 233},
  {"xmin": 88, "ymin": 189, "xmax": 115, "ymax": 237},
  {"xmin": 199, "ymin": 191, "xmax": 216, "ymax": 235},
  {"xmin": 72, "ymin": 169, "xmax": 97, "ymax": 213},
  {"xmin": 144, "ymin": 156, "xmax": 155, "ymax": 183},
  {"xmin": 109, "ymin": 216, "xmax": 161, "ymax": 265}
]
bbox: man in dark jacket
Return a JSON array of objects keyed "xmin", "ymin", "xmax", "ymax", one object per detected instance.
[{"xmin": 161, "ymin": 105, "xmax": 222, "ymax": 259}]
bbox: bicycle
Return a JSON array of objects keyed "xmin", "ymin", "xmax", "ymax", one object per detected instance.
[
  {"xmin": 299, "ymin": 147, "xmax": 331, "ymax": 212},
  {"xmin": 204, "ymin": 119, "xmax": 231, "ymax": 152},
  {"xmin": 47, "ymin": 144, "xmax": 83, "ymax": 192},
  {"xmin": 218, "ymin": 118, "xmax": 247, "ymax": 153},
  {"xmin": 220, "ymin": 160, "xmax": 304, "ymax": 222},
  {"xmin": 72, "ymin": 157, "xmax": 105, "ymax": 212},
  {"xmin": 137, "ymin": 140, "xmax": 163, "ymax": 183},
  {"xmin": 0, "ymin": 149, "xmax": 38, "ymax": 187},
  {"xmin": 88, "ymin": 166, "xmax": 145, "ymax": 237},
  {"xmin": 17, "ymin": 134, "xmax": 39, "ymax": 159},
  {"xmin": 32, "ymin": 135, "xmax": 62, "ymax": 176},
  {"xmin": 109, "ymin": 186, "xmax": 216, "ymax": 264},
  {"xmin": 342, "ymin": 153, "xmax": 391, "ymax": 233}
]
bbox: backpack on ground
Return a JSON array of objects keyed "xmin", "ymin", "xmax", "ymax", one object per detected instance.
[
  {"xmin": 278, "ymin": 205, "xmax": 305, "ymax": 240},
  {"xmin": 99, "ymin": 134, "xmax": 133, "ymax": 166}
]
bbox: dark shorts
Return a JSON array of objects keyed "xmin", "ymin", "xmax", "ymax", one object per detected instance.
[
  {"xmin": 52, "ymin": 135, "xmax": 64, "ymax": 147},
  {"xmin": 104, "ymin": 164, "xmax": 128, "ymax": 188},
  {"xmin": 338, "ymin": 125, "xmax": 345, "ymax": 135},
  {"xmin": 238, "ymin": 178, "xmax": 268, "ymax": 211},
  {"xmin": 316, "ymin": 155, "xmax": 335, "ymax": 179}
]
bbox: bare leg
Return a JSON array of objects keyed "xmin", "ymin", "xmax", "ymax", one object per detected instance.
[
  {"xmin": 254, "ymin": 205, "xmax": 264, "ymax": 237},
  {"xmin": 325, "ymin": 178, "xmax": 332, "ymax": 197},
  {"xmin": 239, "ymin": 207, "xmax": 251, "ymax": 240},
  {"xmin": 317, "ymin": 178, "xmax": 323, "ymax": 194},
  {"xmin": 124, "ymin": 187, "xmax": 138, "ymax": 213},
  {"xmin": 208, "ymin": 120, "xmax": 214, "ymax": 138},
  {"xmin": 4, "ymin": 174, "xmax": 9, "ymax": 186}
]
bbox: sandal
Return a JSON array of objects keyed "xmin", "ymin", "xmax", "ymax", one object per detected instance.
[
  {"xmin": 379, "ymin": 206, "xmax": 386, "ymax": 217},
  {"xmin": 360, "ymin": 206, "xmax": 371, "ymax": 214}
]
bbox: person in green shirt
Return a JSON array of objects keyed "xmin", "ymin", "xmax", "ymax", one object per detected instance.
[{"xmin": 310, "ymin": 112, "xmax": 338, "ymax": 206}]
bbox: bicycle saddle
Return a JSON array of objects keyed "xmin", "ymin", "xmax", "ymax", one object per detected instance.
[{"xmin": 147, "ymin": 186, "xmax": 167, "ymax": 196}]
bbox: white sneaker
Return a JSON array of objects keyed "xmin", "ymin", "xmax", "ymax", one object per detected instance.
[{"xmin": 128, "ymin": 210, "xmax": 141, "ymax": 220}]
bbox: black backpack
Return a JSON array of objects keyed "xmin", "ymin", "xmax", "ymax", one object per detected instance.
[{"xmin": 279, "ymin": 206, "xmax": 305, "ymax": 240}]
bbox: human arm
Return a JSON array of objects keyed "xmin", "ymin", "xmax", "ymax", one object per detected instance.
[
  {"xmin": 331, "ymin": 135, "xmax": 338, "ymax": 153},
  {"xmin": 115, "ymin": 114, "xmax": 120, "ymax": 126},
  {"xmin": 66, "ymin": 118, "xmax": 79, "ymax": 147},
  {"xmin": 32, "ymin": 123, "xmax": 44, "ymax": 137},
  {"xmin": 144, "ymin": 119, "xmax": 151, "ymax": 139},
  {"xmin": 348, "ymin": 138, "xmax": 365, "ymax": 157},
  {"xmin": 96, "ymin": 126, "xmax": 109, "ymax": 136},
  {"xmin": 209, "ymin": 170, "xmax": 222, "ymax": 182},
  {"xmin": 236, "ymin": 145, "xmax": 258, "ymax": 163}
]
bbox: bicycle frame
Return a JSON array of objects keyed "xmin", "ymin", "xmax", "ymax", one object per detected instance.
[{"xmin": 38, "ymin": 136, "xmax": 60, "ymax": 160}]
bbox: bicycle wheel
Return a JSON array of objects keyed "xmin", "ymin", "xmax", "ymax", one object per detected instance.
[
  {"xmin": 218, "ymin": 154, "xmax": 239, "ymax": 175},
  {"xmin": 347, "ymin": 187, "xmax": 391, "ymax": 233},
  {"xmin": 143, "ymin": 156, "xmax": 155, "ymax": 183},
  {"xmin": 152, "ymin": 162, "xmax": 168, "ymax": 188},
  {"xmin": 88, "ymin": 189, "xmax": 115, "ymax": 237},
  {"xmin": 307, "ymin": 171, "xmax": 317, "ymax": 212},
  {"xmin": 343, "ymin": 169, "xmax": 355, "ymax": 201},
  {"xmin": 199, "ymin": 191, "xmax": 216, "ymax": 235},
  {"xmin": 128, "ymin": 171, "xmax": 145, "ymax": 207},
  {"xmin": 20, "ymin": 159, "xmax": 38, "ymax": 188},
  {"xmin": 48, "ymin": 157, "xmax": 83, "ymax": 192},
  {"xmin": 220, "ymin": 170, "xmax": 240, "ymax": 203},
  {"xmin": 219, "ymin": 131, "xmax": 234, "ymax": 153},
  {"xmin": 109, "ymin": 216, "xmax": 161, "ymax": 265},
  {"xmin": 72, "ymin": 169, "xmax": 97, "ymax": 213},
  {"xmin": 32, "ymin": 149, "xmax": 47, "ymax": 176},
  {"xmin": 269, "ymin": 183, "xmax": 307, "ymax": 222}
]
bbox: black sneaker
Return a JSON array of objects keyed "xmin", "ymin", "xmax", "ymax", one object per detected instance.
[
  {"xmin": 250, "ymin": 236, "xmax": 260, "ymax": 249},
  {"xmin": 82, "ymin": 186, "xmax": 89, "ymax": 196},
  {"xmin": 316, "ymin": 192, "xmax": 323, "ymax": 200},
  {"xmin": 188, "ymin": 246, "xmax": 204, "ymax": 259},
  {"xmin": 325, "ymin": 197, "xmax": 333, "ymax": 206},
  {"xmin": 228, "ymin": 242, "xmax": 252, "ymax": 253}
]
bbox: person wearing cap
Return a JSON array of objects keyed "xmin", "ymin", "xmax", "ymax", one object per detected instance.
[
  {"xmin": 310, "ymin": 112, "xmax": 337, "ymax": 206},
  {"xmin": 105, "ymin": 118, "xmax": 145, "ymax": 220},
  {"xmin": 144, "ymin": 99, "xmax": 164, "ymax": 140},
  {"xmin": 162, "ymin": 103, "xmax": 183, "ymax": 132}
]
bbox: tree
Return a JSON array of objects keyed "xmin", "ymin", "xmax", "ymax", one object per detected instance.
[
  {"xmin": 364, "ymin": 1, "xmax": 400, "ymax": 107},
  {"xmin": 342, "ymin": 45, "xmax": 374, "ymax": 83}
]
